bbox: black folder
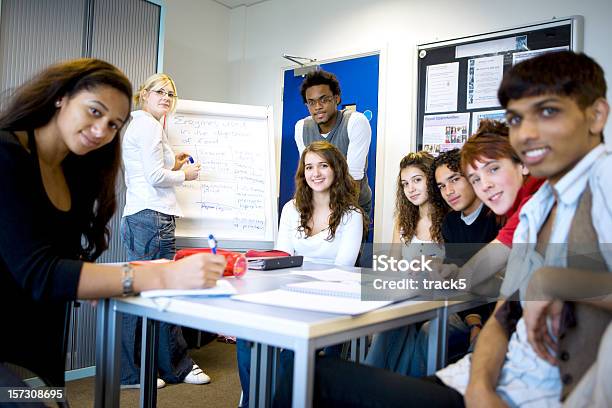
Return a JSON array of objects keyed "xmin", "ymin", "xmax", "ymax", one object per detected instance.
[{"xmin": 247, "ymin": 255, "xmax": 304, "ymax": 270}]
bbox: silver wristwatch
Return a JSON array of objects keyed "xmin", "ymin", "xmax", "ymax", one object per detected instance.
[{"xmin": 121, "ymin": 263, "xmax": 135, "ymax": 296}]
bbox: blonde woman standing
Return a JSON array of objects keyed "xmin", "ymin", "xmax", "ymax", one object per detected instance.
[{"xmin": 120, "ymin": 73, "xmax": 208, "ymax": 388}]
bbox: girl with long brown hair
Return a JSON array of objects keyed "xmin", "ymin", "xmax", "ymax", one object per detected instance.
[
  {"xmin": 393, "ymin": 151, "xmax": 447, "ymax": 259},
  {"xmin": 364, "ymin": 151, "xmax": 447, "ymax": 376},
  {"xmin": 276, "ymin": 140, "xmax": 367, "ymax": 265},
  {"xmin": 0, "ymin": 59, "xmax": 225, "ymax": 389},
  {"xmin": 236, "ymin": 141, "xmax": 366, "ymax": 403}
]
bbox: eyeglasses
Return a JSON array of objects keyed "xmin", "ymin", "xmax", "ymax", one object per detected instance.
[
  {"xmin": 305, "ymin": 95, "xmax": 335, "ymax": 108},
  {"xmin": 151, "ymin": 89, "xmax": 177, "ymax": 99}
]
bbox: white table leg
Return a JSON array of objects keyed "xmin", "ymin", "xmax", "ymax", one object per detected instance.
[{"xmin": 292, "ymin": 340, "xmax": 315, "ymax": 408}]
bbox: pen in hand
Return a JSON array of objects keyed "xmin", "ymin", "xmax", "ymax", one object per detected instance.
[{"xmin": 208, "ymin": 234, "xmax": 217, "ymax": 255}]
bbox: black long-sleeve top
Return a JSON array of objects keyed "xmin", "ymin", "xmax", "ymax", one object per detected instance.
[
  {"xmin": 0, "ymin": 130, "xmax": 83, "ymax": 385},
  {"xmin": 442, "ymin": 207, "xmax": 500, "ymax": 266}
]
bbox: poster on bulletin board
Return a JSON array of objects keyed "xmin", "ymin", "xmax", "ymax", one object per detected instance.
[{"xmin": 415, "ymin": 16, "xmax": 583, "ymax": 155}]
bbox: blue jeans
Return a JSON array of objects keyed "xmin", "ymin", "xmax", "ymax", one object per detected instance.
[
  {"xmin": 236, "ymin": 340, "xmax": 345, "ymax": 407},
  {"xmin": 364, "ymin": 314, "xmax": 469, "ymax": 377},
  {"xmin": 236, "ymin": 339, "xmax": 252, "ymax": 406},
  {"xmin": 120, "ymin": 209, "xmax": 193, "ymax": 384}
]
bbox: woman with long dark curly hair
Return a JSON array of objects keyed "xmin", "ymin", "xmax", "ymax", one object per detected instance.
[
  {"xmin": 364, "ymin": 151, "xmax": 447, "ymax": 377},
  {"xmin": 393, "ymin": 151, "xmax": 446, "ymax": 259},
  {"xmin": 276, "ymin": 140, "xmax": 366, "ymax": 265}
]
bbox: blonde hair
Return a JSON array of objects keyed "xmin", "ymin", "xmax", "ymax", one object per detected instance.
[{"xmin": 134, "ymin": 73, "xmax": 178, "ymax": 113}]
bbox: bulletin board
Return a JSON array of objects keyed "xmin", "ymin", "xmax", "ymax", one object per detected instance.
[{"xmin": 415, "ymin": 16, "xmax": 583, "ymax": 155}]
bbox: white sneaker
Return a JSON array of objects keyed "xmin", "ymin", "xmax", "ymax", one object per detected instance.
[
  {"xmin": 183, "ymin": 364, "xmax": 211, "ymax": 384},
  {"xmin": 120, "ymin": 378, "xmax": 166, "ymax": 389}
]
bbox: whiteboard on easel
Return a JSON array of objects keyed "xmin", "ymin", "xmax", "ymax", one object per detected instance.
[{"xmin": 166, "ymin": 99, "xmax": 277, "ymax": 244}]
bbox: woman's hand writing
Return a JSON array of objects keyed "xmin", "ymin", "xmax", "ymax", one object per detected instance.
[
  {"xmin": 182, "ymin": 163, "xmax": 201, "ymax": 180},
  {"xmin": 161, "ymin": 253, "xmax": 226, "ymax": 289}
]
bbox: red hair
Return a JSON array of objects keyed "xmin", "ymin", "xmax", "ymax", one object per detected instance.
[{"xmin": 460, "ymin": 120, "xmax": 520, "ymax": 173}]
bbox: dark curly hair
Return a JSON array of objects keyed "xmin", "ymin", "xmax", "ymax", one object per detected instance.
[
  {"xmin": 299, "ymin": 69, "xmax": 341, "ymax": 104},
  {"xmin": 395, "ymin": 151, "xmax": 447, "ymax": 244},
  {"xmin": 428, "ymin": 148, "xmax": 461, "ymax": 212},
  {"xmin": 0, "ymin": 58, "xmax": 132, "ymax": 261},
  {"xmin": 294, "ymin": 141, "xmax": 367, "ymax": 240}
]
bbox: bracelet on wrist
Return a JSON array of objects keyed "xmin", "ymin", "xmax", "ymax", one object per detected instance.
[{"xmin": 121, "ymin": 263, "xmax": 135, "ymax": 296}]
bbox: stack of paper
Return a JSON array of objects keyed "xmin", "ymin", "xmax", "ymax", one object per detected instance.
[{"xmin": 246, "ymin": 258, "xmax": 267, "ymax": 270}]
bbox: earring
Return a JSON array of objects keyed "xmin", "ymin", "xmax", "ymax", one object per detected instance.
[{"xmin": 55, "ymin": 100, "xmax": 61, "ymax": 107}]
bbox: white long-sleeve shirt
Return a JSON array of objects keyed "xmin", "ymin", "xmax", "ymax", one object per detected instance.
[
  {"xmin": 122, "ymin": 110, "xmax": 185, "ymax": 217},
  {"xmin": 294, "ymin": 111, "xmax": 371, "ymax": 181},
  {"xmin": 275, "ymin": 200, "xmax": 363, "ymax": 267}
]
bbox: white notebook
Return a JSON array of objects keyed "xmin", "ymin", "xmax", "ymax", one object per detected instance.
[
  {"xmin": 283, "ymin": 281, "xmax": 362, "ymax": 298},
  {"xmin": 232, "ymin": 290, "xmax": 392, "ymax": 315},
  {"xmin": 288, "ymin": 268, "xmax": 362, "ymax": 282}
]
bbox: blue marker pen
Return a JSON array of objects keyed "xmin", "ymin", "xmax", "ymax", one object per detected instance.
[
  {"xmin": 188, "ymin": 156, "xmax": 195, "ymax": 164},
  {"xmin": 208, "ymin": 234, "xmax": 217, "ymax": 255}
]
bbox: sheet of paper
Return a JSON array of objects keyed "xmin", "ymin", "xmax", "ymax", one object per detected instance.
[
  {"xmin": 467, "ymin": 55, "xmax": 504, "ymax": 110},
  {"xmin": 289, "ymin": 268, "xmax": 362, "ymax": 283},
  {"xmin": 512, "ymin": 46, "xmax": 569, "ymax": 65},
  {"xmin": 232, "ymin": 290, "xmax": 393, "ymax": 315},
  {"xmin": 471, "ymin": 109, "xmax": 506, "ymax": 133},
  {"xmin": 425, "ymin": 62, "xmax": 459, "ymax": 113},
  {"xmin": 140, "ymin": 279, "xmax": 237, "ymax": 298},
  {"xmin": 456, "ymin": 35, "xmax": 527, "ymax": 58},
  {"xmin": 422, "ymin": 113, "xmax": 470, "ymax": 156}
]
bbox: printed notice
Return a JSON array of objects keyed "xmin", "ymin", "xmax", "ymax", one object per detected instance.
[
  {"xmin": 471, "ymin": 109, "xmax": 506, "ymax": 134},
  {"xmin": 422, "ymin": 113, "xmax": 470, "ymax": 156},
  {"xmin": 467, "ymin": 55, "xmax": 504, "ymax": 110},
  {"xmin": 512, "ymin": 46, "xmax": 569, "ymax": 66},
  {"xmin": 425, "ymin": 62, "xmax": 459, "ymax": 113}
]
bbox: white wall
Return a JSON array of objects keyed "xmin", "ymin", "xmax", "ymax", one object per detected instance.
[
  {"xmin": 227, "ymin": 0, "xmax": 612, "ymax": 243},
  {"xmin": 163, "ymin": 0, "xmax": 230, "ymax": 102}
]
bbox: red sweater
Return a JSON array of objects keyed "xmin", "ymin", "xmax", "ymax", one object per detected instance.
[{"xmin": 496, "ymin": 177, "xmax": 545, "ymax": 247}]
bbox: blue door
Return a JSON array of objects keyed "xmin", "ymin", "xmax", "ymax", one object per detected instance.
[{"xmin": 279, "ymin": 54, "xmax": 380, "ymax": 242}]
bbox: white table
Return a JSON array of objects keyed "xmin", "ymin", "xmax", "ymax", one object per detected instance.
[{"xmin": 94, "ymin": 263, "xmax": 486, "ymax": 408}]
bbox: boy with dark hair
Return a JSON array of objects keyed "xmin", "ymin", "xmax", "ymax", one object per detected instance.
[
  {"xmin": 440, "ymin": 50, "xmax": 611, "ymax": 407},
  {"xmin": 426, "ymin": 148, "xmax": 500, "ymax": 359},
  {"xmin": 295, "ymin": 69, "xmax": 372, "ymax": 217},
  {"xmin": 430, "ymin": 149, "xmax": 499, "ymax": 264},
  {"xmin": 275, "ymin": 51, "xmax": 612, "ymax": 408}
]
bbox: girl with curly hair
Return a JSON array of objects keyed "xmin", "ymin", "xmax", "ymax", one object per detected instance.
[
  {"xmin": 364, "ymin": 151, "xmax": 447, "ymax": 376},
  {"xmin": 393, "ymin": 151, "xmax": 447, "ymax": 259},
  {"xmin": 276, "ymin": 140, "xmax": 366, "ymax": 265}
]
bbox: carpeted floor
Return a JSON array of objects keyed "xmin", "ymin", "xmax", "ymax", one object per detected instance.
[{"xmin": 65, "ymin": 340, "xmax": 242, "ymax": 408}]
